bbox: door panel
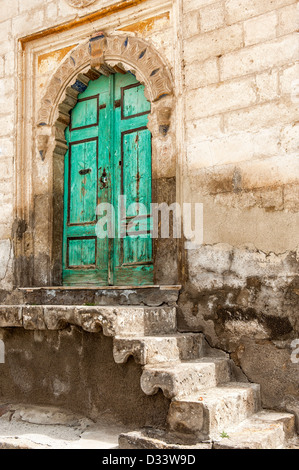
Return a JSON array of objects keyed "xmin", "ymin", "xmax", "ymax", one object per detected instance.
[
  {"xmin": 70, "ymin": 96, "xmax": 99, "ymax": 130},
  {"xmin": 68, "ymin": 237, "xmax": 97, "ymax": 268},
  {"xmin": 122, "ymin": 128, "xmax": 152, "ymax": 265},
  {"xmin": 122, "ymin": 83, "xmax": 151, "ymax": 119},
  {"xmin": 68, "ymin": 139, "xmax": 98, "ymax": 225},
  {"xmin": 113, "ymin": 73, "xmax": 153, "ymax": 285},
  {"xmin": 62, "ymin": 73, "xmax": 152, "ymax": 286}
]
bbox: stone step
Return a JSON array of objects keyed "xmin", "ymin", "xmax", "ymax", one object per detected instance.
[
  {"xmin": 118, "ymin": 410, "xmax": 296, "ymax": 449},
  {"xmin": 213, "ymin": 410, "xmax": 295, "ymax": 449},
  {"xmin": 140, "ymin": 357, "xmax": 232, "ymax": 399},
  {"xmin": 0, "ymin": 305, "xmax": 177, "ymax": 337},
  {"xmin": 118, "ymin": 429, "xmax": 212, "ymax": 449},
  {"xmin": 167, "ymin": 382, "xmax": 261, "ymax": 440},
  {"xmin": 113, "ymin": 333, "xmax": 204, "ymax": 365}
]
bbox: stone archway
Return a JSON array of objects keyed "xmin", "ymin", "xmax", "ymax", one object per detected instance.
[
  {"xmin": 35, "ymin": 33, "xmax": 177, "ymax": 286},
  {"xmin": 37, "ymin": 33, "xmax": 174, "ymax": 158}
]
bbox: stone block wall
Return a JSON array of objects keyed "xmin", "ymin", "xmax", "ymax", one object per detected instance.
[
  {"xmin": 180, "ymin": 0, "xmax": 299, "ymax": 420},
  {"xmin": 182, "ymin": 0, "xmax": 298, "ymax": 238}
]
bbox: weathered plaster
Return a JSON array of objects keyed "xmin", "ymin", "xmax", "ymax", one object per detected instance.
[
  {"xmin": 0, "ymin": 327, "xmax": 170, "ymax": 426},
  {"xmin": 178, "ymin": 242, "xmax": 299, "ymax": 417}
]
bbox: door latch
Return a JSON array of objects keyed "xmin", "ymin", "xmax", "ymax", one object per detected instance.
[{"xmin": 100, "ymin": 168, "xmax": 108, "ymax": 189}]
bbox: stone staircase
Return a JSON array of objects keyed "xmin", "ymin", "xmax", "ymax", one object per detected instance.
[{"xmin": 0, "ymin": 302, "xmax": 297, "ymax": 449}]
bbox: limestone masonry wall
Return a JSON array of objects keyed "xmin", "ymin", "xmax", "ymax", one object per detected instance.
[
  {"xmin": 180, "ymin": 0, "xmax": 299, "ymax": 421},
  {"xmin": 0, "ymin": 0, "xmax": 298, "ymax": 423}
]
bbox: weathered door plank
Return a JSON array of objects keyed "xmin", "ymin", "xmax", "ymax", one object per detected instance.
[{"xmin": 62, "ymin": 73, "xmax": 153, "ymax": 286}]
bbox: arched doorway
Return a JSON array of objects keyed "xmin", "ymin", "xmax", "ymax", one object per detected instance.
[
  {"xmin": 62, "ymin": 72, "xmax": 153, "ymax": 286},
  {"xmin": 31, "ymin": 34, "xmax": 178, "ymax": 288}
]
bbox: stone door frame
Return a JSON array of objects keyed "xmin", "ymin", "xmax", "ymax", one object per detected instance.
[{"xmin": 14, "ymin": 6, "xmax": 183, "ymax": 287}]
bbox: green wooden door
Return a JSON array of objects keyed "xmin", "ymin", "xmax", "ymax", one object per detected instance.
[{"xmin": 62, "ymin": 73, "xmax": 153, "ymax": 286}]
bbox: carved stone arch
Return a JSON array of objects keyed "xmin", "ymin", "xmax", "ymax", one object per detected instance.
[
  {"xmin": 37, "ymin": 33, "xmax": 174, "ymax": 160},
  {"xmin": 35, "ymin": 33, "xmax": 177, "ymax": 286}
]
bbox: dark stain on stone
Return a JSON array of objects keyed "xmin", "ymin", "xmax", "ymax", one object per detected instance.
[
  {"xmin": 263, "ymin": 315, "xmax": 293, "ymax": 338},
  {"xmin": 13, "ymin": 254, "xmax": 34, "ymax": 288},
  {"xmin": 216, "ymin": 305, "xmax": 257, "ymax": 323},
  {"xmin": 159, "ymin": 124, "xmax": 169, "ymax": 136},
  {"xmin": 246, "ymin": 277, "xmax": 262, "ymax": 289},
  {"xmin": 208, "ymin": 174, "xmax": 235, "ymax": 195},
  {"xmin": 215, "ymin": 305, "xmax": 293, "ymax": 339},
  {"xmin": 232, "ymin": 167, "xmax": 242, "ymax": 193},
  {"xmin": 12, "ymin": 219, "xmax": 27, "ymax": 241},
  {"xmin": 191, "ymin": 304, "xmax": 198, "ymax": 317}
]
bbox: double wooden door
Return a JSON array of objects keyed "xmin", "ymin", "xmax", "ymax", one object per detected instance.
[{"xmin": 62, "ymin": 73, "xmax": 153, "ymax": 286}]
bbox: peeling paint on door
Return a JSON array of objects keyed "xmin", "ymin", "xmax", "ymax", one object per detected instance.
[{"xmin": 62, "ymin": 73, "xmax": 153, "ymax": 286}]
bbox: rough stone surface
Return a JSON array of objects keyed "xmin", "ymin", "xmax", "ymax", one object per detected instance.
[
  {"xmin": 0, "ymin": 403, "xmax": 129, "ymax": 449},
  {"xmin": 141, "ymin": 357, "xmax": 232, "ymax": 399},
  {"xmin": 167, "ymin": 383, "xmax": 261, "ymax": 440},
  {"xmin": 213, "ymin": 410, "xmax": 295, "ymax": 449},
  {"xmin": 0, "ymin": 306, "xmax": 22, "ymax": 327},
  {"xmin": 119, "ymin": 412, "xmax": 297, "ymax": 450},
  {"xmin": 0, "ymin": 0, "xmax": 298, "ymax": 449},
  {"xmin": 178, "ymin": 243, "xmax": 299, "ymax": 424},
  {"xmin": 119, "ymin": 429, "xmax": 212, "ymax": 449},
  {"xmin": 0, "ymin": 301, "xmax": 297, "ymax": 449},
  {"xmin": 0, "ymin": 304, "xmax": 178, "ymax": 336},
  {"xmin": 4, "ymin": 287, "xmax": 180, "ymax": 307},
  {"xmin": 114, "ymin": 333, "xmax": 204, "ymax": 365},
  {"xmin": 0, "ymin": 327, "xmax": 170, "ymax": 428}
]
